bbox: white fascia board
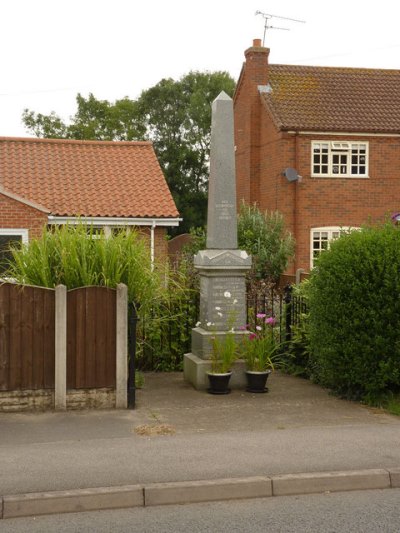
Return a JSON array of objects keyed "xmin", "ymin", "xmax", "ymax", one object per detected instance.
[
  {"xmin": 47, "ymin": 216, "xmax": 182, "ymax": 227},
  {"xmin": 287, "ymin": 131, "xmax": 400, "ymax": 138}
]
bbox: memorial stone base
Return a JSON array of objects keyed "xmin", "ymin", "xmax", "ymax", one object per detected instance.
[
  {"xmin": 183, "ymin": 353, "xmax": 247, "ymax": 390},
  {"xmin": 183, "ymin": 249, "xmax": 251, "ymax": 390}
]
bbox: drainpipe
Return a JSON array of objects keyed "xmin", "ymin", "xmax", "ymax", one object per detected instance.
[
  {"xmin": 294, "ymin": 133, "xmax": 300, "ymax": 272},
  {"xmin": 150, "ymin": 221, "xmax": 156, "ymax": 270}
]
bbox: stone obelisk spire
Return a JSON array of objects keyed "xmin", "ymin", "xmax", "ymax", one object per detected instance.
[
  {"xmin": 206, "ymin": 91, "xmax": 237, "ymax": 250},
  {"xmin": 183, "ymin": 92, "xmax": 251, "ymax": 390}
]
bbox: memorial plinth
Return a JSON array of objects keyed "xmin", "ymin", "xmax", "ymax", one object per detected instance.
[{"xmin": 183, "ymin": 92, "xmax": 251, "ymax": 390}]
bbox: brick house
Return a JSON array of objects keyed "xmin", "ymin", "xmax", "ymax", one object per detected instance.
[
  {"xmin": 0, "ymin": 137, "xmax": 180, "ymax": 271},
  {"xmin": 234, "ymin": 39, "xmax": 400, "ymax": 272}
]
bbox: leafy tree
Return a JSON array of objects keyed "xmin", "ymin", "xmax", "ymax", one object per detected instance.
[
  {"xmin": 22, "ymin": 71, "xmax": 236, "ymax": 233},
  {"xmin": 22, "ymin": 93, "xmax": 145, "ymax": 141}
]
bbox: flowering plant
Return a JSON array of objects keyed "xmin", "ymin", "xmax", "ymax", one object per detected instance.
[
  {"xmin": 204, "ymin": 291, "xmax": 239, "ymax": 374},
  {"xmin": 240, "ymin": 314, "xmax": 281, "ymax": 372}
]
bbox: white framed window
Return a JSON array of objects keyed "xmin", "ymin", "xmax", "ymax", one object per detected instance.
[
  {"xmin": 0, "ymin": 229, "xmax": 29, "ymax": 274},
  {"xmin": 312, "ymin": 141, "xmax": 368, "ymax": 178},
  {"xmin": 310, "ymin": 226, "xmax": 357, "ymax": 268}
]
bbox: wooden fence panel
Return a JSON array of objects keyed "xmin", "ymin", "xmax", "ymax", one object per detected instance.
[
  {"xmin": 0, "ymin": 283, "xmax": 55, "ymax": 391},
  {"xmin": 0, "ymin": 284, "xmax": 10, "ymax": 391},
  {"xmin": 67, "ymin": 287, "xmax": 116, "ymax": 389}
]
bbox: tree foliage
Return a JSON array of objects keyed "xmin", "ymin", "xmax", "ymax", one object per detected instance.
[{"xmin": 22, "ymin": 71, "xmax": 236, "ymax": 232}]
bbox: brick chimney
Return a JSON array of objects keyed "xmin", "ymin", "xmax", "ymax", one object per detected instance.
[
  {"xmin": 244, "ymin": 39, "xmax": 270, "ymax": 87},
  {"xmin": 234, "ymin": 40, "xmax": 270, "ymax": 206}
]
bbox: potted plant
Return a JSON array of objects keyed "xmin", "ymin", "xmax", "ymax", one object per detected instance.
[
  {"xmin": 240, "ymin": 314, "xmax": 281, "ymax": 393},
  {"xmin": 207, "ymin": 328, "xmax": 238, "ymax": 394},
  {"xmin": 206, "ymin": 293, "xmax": 239, "ymax": 394}
]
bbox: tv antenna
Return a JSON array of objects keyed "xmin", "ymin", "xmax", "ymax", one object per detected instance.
[{"xmin": 255, "ymin": 11, "xmax": 305, "ymax": 46}]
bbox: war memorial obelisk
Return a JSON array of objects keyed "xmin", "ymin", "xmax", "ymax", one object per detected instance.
[{"xmin": 183, "ymin": 91, "xmax": 251, "ymax": 389}]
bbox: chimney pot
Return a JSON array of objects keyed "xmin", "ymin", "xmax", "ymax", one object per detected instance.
[{"xmin": 253, "ymin": 38, "xmax": 262, "ymax": 47}]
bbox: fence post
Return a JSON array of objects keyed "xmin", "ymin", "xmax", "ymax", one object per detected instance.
[
  {"xmin": 284, "ymin": 284, "xmax": 293, "ymax": 343},
  {"xmin": 55, "ymin": 284, "xmax": 67, "ymax": 410},
  {"xmin": 116, "ymin": 283, "xmax": 128, "ymax": 409}
]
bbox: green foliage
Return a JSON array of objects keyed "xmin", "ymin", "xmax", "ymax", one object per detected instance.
[
  {"xmin": 308, "ymin": 222, "xmax": 400, "ymax": 402},
  {"xmin": 210, "ymin": 330, "xmax": 237, "ymax": 374},
  {"xmin": 136, "ymin": 257, "xmax": 199, "ymax": 371},
  {"xmin": 6, "ymin": 224, "xmax": 158, "ymax": 308},
  {"xmin": 23, "ymin": 93, "xmax": 145, "ymax": 141},
  {"xmin": 22, "ymin": 71, "xmax": 236, "ymax": 234},
  {"xmin": 237, "ymin": 203, "xmax": 295, "ymax": 282},
  {"xmin": 136, "ymin": 71, "xmax": 235, "ymax": 233},
  {"xmin": 281, "ymin": 280, "xmax": 314, "ymax": 378},
  {"xmin": 239, "ymin": 315, "xmax": 281, "ymax": 372}
]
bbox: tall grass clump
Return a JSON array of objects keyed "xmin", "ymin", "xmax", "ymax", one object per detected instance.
[
  {"xmin": 308, "ymin": 222, "xmax": 400, "ymax": 404},
  {"xmin": 6, "ymin": 223, "xmax": 158, "ymax": 308}
]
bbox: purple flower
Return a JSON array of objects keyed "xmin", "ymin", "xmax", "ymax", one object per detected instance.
[
  {"xmin": 239, "ymin": 325, "xmax": 247, "ymax": 331},
  {"xmin": 256, "ymin": 313, "xmax": 266, "ymax": 319},
  {"xmin": 265, "ymin": 317, "xmax": 277, "ymax": 326}
]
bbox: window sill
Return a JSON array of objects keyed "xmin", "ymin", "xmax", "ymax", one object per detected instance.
[{"xmin": 311, "ymin": 175, "xmax": 369, "ymax": 179}]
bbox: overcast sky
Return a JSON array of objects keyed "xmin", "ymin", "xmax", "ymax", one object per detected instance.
[{"xmin": 1, "ymin": 0, "xmax": 400, "ymax": 137}]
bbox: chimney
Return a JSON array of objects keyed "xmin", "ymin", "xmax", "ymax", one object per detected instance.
[{"xmin": 244, "ymin": 39, "xmax": 270, "ymax": 86}]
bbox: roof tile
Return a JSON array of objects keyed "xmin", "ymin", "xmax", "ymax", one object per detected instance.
[
  {"xmin": 0, "ymin": 137, "xmax": 179, "ymax": 218},
  {"xmin": 265, "ymin": 65, "xmax": 400, "ymax": 133}
]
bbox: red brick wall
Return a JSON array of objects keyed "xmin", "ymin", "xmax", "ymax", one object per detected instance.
[
  {"xmin": 293, "ymin": 134, "xmax": 400, "ymax": 271},
  {"xmin": 0, "ymin": 193, "xmax": 170, "ymax": 259},
  {"xmin": 139, "ymin": 226, "xmax": 168, "ymax": 260},
  {"xmin": 0, "ymin": 193, "xmax": 47, "ymax": 239},
  {"xmin": 234, "ymin": 43, "xmax": 400, "ymax": 273}
]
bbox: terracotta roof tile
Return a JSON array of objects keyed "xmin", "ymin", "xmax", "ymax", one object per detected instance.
[
  {"xmin": 0, "ymin": 137, "xmax": 179, "ymax": 218},
  {"xmin": 264, "ymin": 65, "xmax": 400, "ymax": 133}
]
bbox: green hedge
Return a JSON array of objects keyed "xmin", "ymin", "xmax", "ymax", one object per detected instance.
[{"xmin": 308, "ymin": 223, "xmax": 400, "ymax": 402}]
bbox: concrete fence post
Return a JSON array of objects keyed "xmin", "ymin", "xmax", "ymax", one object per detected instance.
[
  {"xmin": 116, "ymin": 284, "xmax": 128, "ymax": 409},
  {"xmin": 55, "ymin": 284, "xmax": 67, "ymax": 410}
]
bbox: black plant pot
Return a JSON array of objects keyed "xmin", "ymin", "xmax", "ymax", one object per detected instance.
[
  {"xmin": 207, "ymin": 372, "xmax": 232, "ymax": 395},
  {"xmin": 245, "ymin": 370, "xmax": 271, "ymax": 393}
]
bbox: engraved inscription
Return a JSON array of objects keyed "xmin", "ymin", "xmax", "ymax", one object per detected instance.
[{"xmin": 216, "ymin": 200, "xmax": 234, "ymax": 221}]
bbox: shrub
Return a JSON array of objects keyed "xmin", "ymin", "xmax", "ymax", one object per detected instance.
[
  {"xmin": 237, "ymin": 203, "xmax": 295, "ymax": 282},
  {"xmin": 7, "ymin": 223, "xmax": 158, "ymax": 309},
  {"xmin": 282, "ymin": 280, "xmax": 314, "ymax": 378},
  {"xmin": 182, "ymin": 203, "xmax": 295, "ymax": 284},
  {"xmin": 308, "ymin": 223, "xmax": 400, "ymax": 402},
  {"xmin": 137, "ymin": 257, "xmax": 198, "ymax": 371}
]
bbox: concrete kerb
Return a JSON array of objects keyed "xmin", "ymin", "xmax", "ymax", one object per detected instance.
[{"xmin": 1, "ymin": 468, "xmax": 399, "ymax": 519}]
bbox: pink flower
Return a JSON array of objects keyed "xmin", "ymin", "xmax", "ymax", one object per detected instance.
[
  {"xmin": 265, "ymin": 317, "xmax": 277, "ymax": 326},
  {"xmin": 239, "ymin": 325, "xmax": 247, "ymax": 331},
  {"xmin": 256, "ymin": 313, "xmax": 266, "ymax": 319},
  {"xmin": 249, "ymin": 332, "xmax": 257, "ymax": 340}
]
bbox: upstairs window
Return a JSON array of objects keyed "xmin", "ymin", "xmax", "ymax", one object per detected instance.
[{"xmin": 312, "ymin": 141, "xmax": 368, "ymax": 178}]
